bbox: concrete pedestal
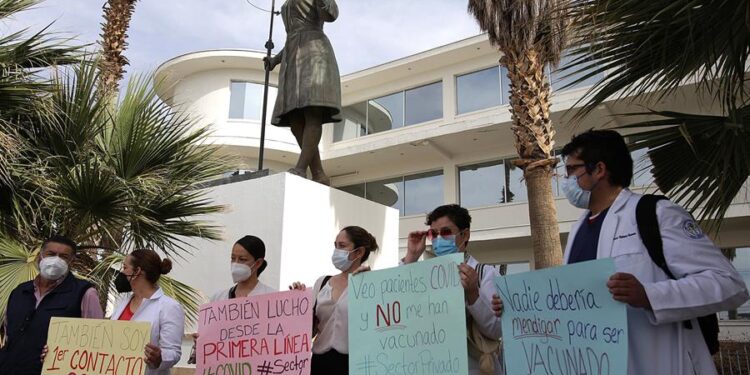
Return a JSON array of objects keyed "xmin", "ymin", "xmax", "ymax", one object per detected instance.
[{"xmin": 171, "ymin": 172, "xmax": 399, "ymax": 298}]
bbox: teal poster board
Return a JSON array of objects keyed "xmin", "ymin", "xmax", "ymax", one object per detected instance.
[
  {"xmin": 496, "ymin": 258, "xmax": 628, "ymax": 375},
  {"xmin": 349, "ymin": 253, "xmax": 468, "ymax": 375}
]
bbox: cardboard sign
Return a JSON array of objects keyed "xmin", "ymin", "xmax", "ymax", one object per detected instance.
[
  {"xmin": 349, "ymin": 253, "xmax": 469, "ymax": 375},
  {"xmin": 42, "ymin": 317, "xmax": 151, "ymax": 375},
  {"xmin": 196, "ymin": 289, "xmax": 313, "ymax": 375},
  {"xmin": 496, "ymin": 259, "xmax": 628, "ymax": 375}
]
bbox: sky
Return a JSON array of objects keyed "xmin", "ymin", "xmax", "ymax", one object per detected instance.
[{"xmin": 2, "ymin": 0, "xmax": 483, "ymax": 78}]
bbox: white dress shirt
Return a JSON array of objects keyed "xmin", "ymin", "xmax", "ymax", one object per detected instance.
[
  {"xmin": 311, "ymin": 275, "xmax": 349, "ymax": 355},
  {"xmin": 111, "ymin": 288, "xmax": 185, "ymax": 375}
]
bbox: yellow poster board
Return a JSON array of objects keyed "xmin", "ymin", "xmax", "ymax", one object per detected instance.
[{"xmin": 42, "ymin": 317, "xmax": 151, "ymax": 375}]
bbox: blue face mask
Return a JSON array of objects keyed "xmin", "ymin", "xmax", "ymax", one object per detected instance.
[
  {"xmin": 561, "ymin": 175, "xmax": 591, "ymax": 209},
  {"xmin": 433, "ymin": 235, "xmax": 459, "ymax": 256}
]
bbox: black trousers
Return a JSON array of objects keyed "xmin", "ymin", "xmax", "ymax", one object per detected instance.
[{"xmin": 311, "ymin": 349, "xmax": 348, "ymax": 374}]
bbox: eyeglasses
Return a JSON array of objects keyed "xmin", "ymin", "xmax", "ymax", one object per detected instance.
[
  {"xmin": 41, "ymin": 251, "xmax": 72, "ymax": 262},
  {"xmin": 427, "ymin": 228, "xmax": 456, "ymax": 240},
  {"xmin": 565, "ymin": 163, "xmax": 587, "ymax": 177}
]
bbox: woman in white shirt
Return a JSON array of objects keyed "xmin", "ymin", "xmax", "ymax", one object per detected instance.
[
  {"xmin": 188, "ymin": 235, "xmax": 277, "ymax": 364},
  {"xmin": 290, "ymin": 226, "xmax": 378, "ymax": 374},
  {"xmin": 210, "ymin": 235, "xmax": 276, "ymax": 301},
  {"xmin": 111, "ymin": 249, "xmax": 185, "ymax": 375}
]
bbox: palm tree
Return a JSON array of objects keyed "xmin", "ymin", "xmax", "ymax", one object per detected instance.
[
  {"xmin": 99, "ymin": 0, "xmax": 138, "ymax": 97},
  {"xmin": 0, "ymin": 0, "xmax": 80, "ymax": 185},
  {"xmin": 563, "ymin": 0, "xmax": 749, "ymax": 230},
  {"xmin": 468, "ymin": 0, "xmax": 570, "ymax": 268},
  {"xmin": 0, "ymin": 60, "xmax": 225, "ymax": 323}
]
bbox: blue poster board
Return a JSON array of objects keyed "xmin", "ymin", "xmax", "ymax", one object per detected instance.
[
  {"xmin": 496, "ymin": 258, "xmax": 628, "ymax": 375},
  {"xmin": 349, "ymin": 253, "xmax": 468, "ymax": 375}
]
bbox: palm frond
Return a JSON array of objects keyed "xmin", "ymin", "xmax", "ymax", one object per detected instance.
[
  {"xmin": 157, "ymin": 274, "xmax": 203, "ymax": 325},
  {"xmin": 618, "ymin": 104, "xmax": 750, "ymax": 232},
  {"xmin": 564, "ymin": 0, "xmax": 750, "ymax": 118},
  {"xmin": 0, "ymin": 236, "xmax": 37, "ymax": 320},
  {"xmin": 0, "ymin": 0, "xmax": 82, "ymax": 116},
  {"xmin": 468, "ymin": 0, "xmax": 570, "ymax": 65}
]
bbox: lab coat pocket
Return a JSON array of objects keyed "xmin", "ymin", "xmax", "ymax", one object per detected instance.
[{"xmin": 611, "ymin": 236, "xmax": 648, "ymax": 274}]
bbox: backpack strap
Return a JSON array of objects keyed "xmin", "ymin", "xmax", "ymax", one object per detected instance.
[
  {"xmin": 636, "ymin": 194, "xmax": 692, "ymax": 330},
  {"xmin": 635, "ymin": 194, "xmax": 673, "ymax": 279}
]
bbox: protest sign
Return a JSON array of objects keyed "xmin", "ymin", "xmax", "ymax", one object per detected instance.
[
  {"xmin": 496, "ymin": 258, "xmax": 628, "ymax": 375},
  {"xmin": 42, "ymin": 317, "xmax": 150, "ymax": 375},
  {"xmin": 196, "ymin": 289, "xmax": 313, "ymax": 375},
  {"xmin": 349, "ymin": 253, "xmax": 468, "ymax": 375}
]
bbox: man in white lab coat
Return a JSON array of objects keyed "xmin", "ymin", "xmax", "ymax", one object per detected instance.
[{"xmin": 557, "ymin": 129, "xmax": 748, "ymax": 374}]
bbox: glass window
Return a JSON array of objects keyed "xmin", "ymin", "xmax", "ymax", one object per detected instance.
[
  {"xmin": 404, "ymin": 171, "xmax": 444, "ymax": 216},
  {"xmin": 405, "ymin": 82, "xmax": 443, "ymax": 126},
  {"xmin": 720, "ymin": 247, "xmax": 750, "ymax": 320},
  {"xmin": 228, "ymin": 81, "xmax": 269, "ymax": 120},
  {"xmin": 339, "ymin": 183, "xmax": 365, "ymax": 198},
  {"xmin": 365, "ymin": 177, "xmax": 404, "ymax": 216},
  {"xmin": 334, "ymin": 102, "xmax": 367, "ymax": 142},
  {"xmin": 550, "ymin": 53, "xmax": 604, "ymax": 92},
  {"xmin": 631, "ymin": 148, "xmax": 654, "ymax": 187},
  {"xmin": 456, "ymin": 67, "xmax": 502, "ymax": 114},
  {"xmin": 552, "ymin": 151, "xmax": 564, "ymax": 196},
  {"xmin": 459, "ymin": 160, "xmax": 506, "ymax": 208},
  {"xmin": 368, "ymin": 92, "xmax": 404, "ymax": 134},
  {"xmin": 336, "ymin": 171, "xmax": 444, "ymax": 217},
  {"xmin": 505, "ymin": 161, "xmax": 528, "ymax": 203},
  {"xmin": 506, "ymin": 262, "xmax": 531, "ymax": 275},
  {"xmin": 500, "ymin": 67, "xmax": 510, "ymax": 106}
]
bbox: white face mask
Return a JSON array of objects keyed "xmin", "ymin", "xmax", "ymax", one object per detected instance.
[
  {"xmin": 231, "ymin": 263, "xmax": 254, "ymax": 283},
  {"xmin": 39, "ymin": 256, "xmax": 69, "ymax": 281},
  {"xmin": 331, "ymin": 248, "xmax": 355, "ymax": 272}
]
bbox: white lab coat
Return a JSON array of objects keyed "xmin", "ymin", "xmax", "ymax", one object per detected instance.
[
  {"xmin": 111, "ymin": 288, "xmax": 185, "ymax": 375},
  {"xmin": 564, "ymin": 189, "xmax": 749, "ymax": 375}
]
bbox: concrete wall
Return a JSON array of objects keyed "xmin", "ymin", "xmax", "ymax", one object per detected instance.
[{"xmin": 168, "ymin": 172, "xmax": 400, "ymax": 367}]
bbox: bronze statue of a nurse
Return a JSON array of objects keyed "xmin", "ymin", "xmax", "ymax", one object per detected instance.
[{"xmin": 265, "ymin": 0, "xmax": 341, "ymax": 186}]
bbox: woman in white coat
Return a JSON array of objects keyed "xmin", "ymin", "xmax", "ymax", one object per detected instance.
[{"xmin": 111, "ymin": 249, "xmax": 185, "ymax": 375}]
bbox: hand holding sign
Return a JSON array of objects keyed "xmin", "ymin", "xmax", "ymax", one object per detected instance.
[
  {"xmin": 144, "ymin": 343, "xmax": 162, "ymax": 369},
  {"xmin": 607, "ymin": 272, "xmax": 652, "ymax": 309},
  {"xmin": 42, "ymin": 318, "xmax": 150, "ymax": 375},
  {"xmin": 196, "ymin": 289, "xmax": 313, "ymax": 375},
  {"xmin": 349, "ymin": 253, "xmax": 469, "ymax": 375},
  {"xmin": 496, "ymin": 259, "xmax": 628, "ymax": 375}
]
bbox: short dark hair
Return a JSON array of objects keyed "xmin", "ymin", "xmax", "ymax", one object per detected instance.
[
  {"xmin": 42, "ymin": 235, "xmax": 77, "ymax": 256},
  {"xmin": 426, "ymin": 204, "xmax": 472, "ymax": 231},
  {"xmin": 561, "ymin": 129, "xmax": 633, "ymax": 187},
  {"xmin": 341, "ymin": 226, "xmax": 379, "ymax": 262}
]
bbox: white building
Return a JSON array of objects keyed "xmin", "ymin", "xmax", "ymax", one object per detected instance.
[{"xmin": 155, "ymin": 34, "xmax": 750, "ymax": 329}]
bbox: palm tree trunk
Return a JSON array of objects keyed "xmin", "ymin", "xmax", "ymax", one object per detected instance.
[
  {"xmin": 503, "ymin": 50, "xmax": 563, "ymax": 269},
  {"xmin": 99, "ymin": 0, "xmax": 137, "ymax": 98}
]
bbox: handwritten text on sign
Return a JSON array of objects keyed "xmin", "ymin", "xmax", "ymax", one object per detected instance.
[
  {"xmin": 496, "ymin": 258, "xmax": 628, "ymax": 375},
  {"xmin": 197, "ymin": 289, "xmax": 313, "ymax": 375},
  {"xmin": 349, "ymin": 253, "xmax": 468, "ymax": 375},
  {"xmin": 42, "ymin": 317, "xmax": 150, "ymax": 375}
]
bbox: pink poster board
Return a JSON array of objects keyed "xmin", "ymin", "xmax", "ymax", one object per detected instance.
[{"xmin": 197, "ymin": 289, "xmax": 313, "ymax": 375}]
